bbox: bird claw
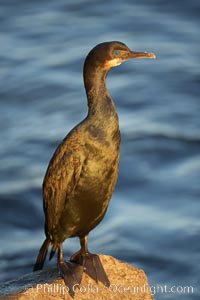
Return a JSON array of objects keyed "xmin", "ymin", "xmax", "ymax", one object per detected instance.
[
  {"xmin": 58, "ymin": 259, "xmax": 84, "ymax": 297},
  {"xmin": 70, "ymin": 252, "xmax": 110, "ymax": 287}
]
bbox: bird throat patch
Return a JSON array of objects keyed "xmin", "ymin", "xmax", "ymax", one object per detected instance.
[{"xmin": 104, "ymin": 58, "xmax": 122, "ymax": 69}]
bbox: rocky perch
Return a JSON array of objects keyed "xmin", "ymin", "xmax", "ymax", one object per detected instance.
[{"xmin": 0, "ymin": 255, "xmax": 154, "ymax": 300}]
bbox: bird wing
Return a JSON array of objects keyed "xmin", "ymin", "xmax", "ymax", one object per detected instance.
[{"xmin": 42, "ymin": 140, "xmax": 84, "ymax": 236}]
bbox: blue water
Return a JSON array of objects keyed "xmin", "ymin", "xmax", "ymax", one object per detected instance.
[{"xmin": 0, "ymin": 0, "xmax": 199, "ymax": 299}]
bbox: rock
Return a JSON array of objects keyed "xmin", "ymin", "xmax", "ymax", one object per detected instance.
[{"xmin": 0, "ymin": 255, "xmax": 154, "ymax": 300}]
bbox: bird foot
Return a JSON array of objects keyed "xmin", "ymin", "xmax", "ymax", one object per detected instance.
[
  {"xmin": 58, "ymin": 259, "xmax": 84, "ymax": 297},
  {"xmin": 70, "ymin": 251, "xmax": 110, "ymax": 287}
]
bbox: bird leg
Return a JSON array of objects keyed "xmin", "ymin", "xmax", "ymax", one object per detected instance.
[
  {"xmin": 57, "ymin": 243, "xmax": 84, "ymax": 297},
  {"xmin": 70, "ymin": 236, "xmax": 110, "ymax": 287}
]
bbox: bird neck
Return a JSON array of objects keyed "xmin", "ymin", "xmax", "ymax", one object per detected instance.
[
  {"xmin": 83, "ymin": 63, "xmax": 120, "ymax": 145},
  {"xmin": 83, "ymin": 65, "xmax": 116, "ymax": 119}
]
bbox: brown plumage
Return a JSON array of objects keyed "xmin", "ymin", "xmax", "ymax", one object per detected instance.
[{"xmin": 33, "ymin": 41, "xmax": 155, "ymax": 296}]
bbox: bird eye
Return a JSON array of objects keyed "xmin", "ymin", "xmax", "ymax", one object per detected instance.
[{"xmin": 114, "ymin": 50, "xmax": 120, "ymax": 56}]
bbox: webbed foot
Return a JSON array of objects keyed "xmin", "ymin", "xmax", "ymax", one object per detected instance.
[
  {"xmin": 58, "ymin": 246, "xmax": 84, "ymax": 297},
  {"xmin": 70, "ymin": 251, "xmax": 110, "ymax": 287}
]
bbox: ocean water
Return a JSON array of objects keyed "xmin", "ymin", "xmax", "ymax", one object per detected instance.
[{"xmin": 0, "ymin": 0, "xmax": 199, "ymax": 299}]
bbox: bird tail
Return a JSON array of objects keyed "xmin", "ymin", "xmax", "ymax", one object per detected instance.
[
  {"xmin": 49, "ymin": 244, "xmax": 57, "ymax": 261},
  {"xmin": 33, "ymin": 238, "xmax": 50, "ymax": 271}
]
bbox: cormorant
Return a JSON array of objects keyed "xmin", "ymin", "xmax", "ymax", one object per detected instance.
[{"xmin": 33, "ymin": 41, "xmax": 156, "ymax": 296}]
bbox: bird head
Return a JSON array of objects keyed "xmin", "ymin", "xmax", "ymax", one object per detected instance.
[{"xmin": 85, "ymin": 41, "xmax": 156, "ymax": 71}]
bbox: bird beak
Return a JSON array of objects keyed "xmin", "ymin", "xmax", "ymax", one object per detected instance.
[
  {"xmin": 127, "ymin": 51, "xmax": 156, "ymax": 60},
  {"xmin": 104, "ymin": 50, "xmax": 156, "ymax": 70}
]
